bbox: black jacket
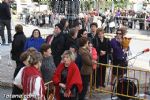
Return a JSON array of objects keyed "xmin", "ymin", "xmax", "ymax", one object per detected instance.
[
  {"xmin": 64, "ymin": 35, "xmax": 77, "ymax": 50},
  {"xmin": 93, "ymin": 37, "xmax": 111, "ymax": 64},
  {"xmin": 0, "ymin": 2, "xmax": 11, "ymax": 20},
  {"xmin": 11, "ymin": 32, "xmax": 26, "ymax": 61},
  {"xmin": 51, "ymin": 33, "xmax": 65, "ymax": 66}
]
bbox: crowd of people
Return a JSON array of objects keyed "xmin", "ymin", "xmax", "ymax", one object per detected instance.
[
  {"xmin": 10, "ymin": 16, "xmax": 129, "ymax": 99},
  {"xmin": 20, "ymin": 7, "xmax": 150, "ymax": 34},
  {"xmin": 0, "ymin": 0, "xmax": 130, "ymax": 99},
  {"xmin": 20, "ymin": 11, "xmax": 56, "ymax": 28}
]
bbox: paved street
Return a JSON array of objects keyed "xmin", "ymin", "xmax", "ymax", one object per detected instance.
[
  {"xmin": 0, "ymin": 87, "xmax": 12, "ymax": 100},
  {"xmin": 0, "ymin": 87, "xmax": 111, "ymax": 100}
]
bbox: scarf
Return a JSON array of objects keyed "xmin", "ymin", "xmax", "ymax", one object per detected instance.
[
  {"xmin": 22, "ymin": 66, "xmax": 45, "ymax": 100},
  {"xmin": 52, "ymin": 62, "xmax": 83, "ymax": 100}
]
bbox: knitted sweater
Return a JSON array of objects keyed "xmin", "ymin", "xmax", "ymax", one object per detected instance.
[{"xmin": 41, "ymin": 56, "xmax": 56, "ymax": 83}]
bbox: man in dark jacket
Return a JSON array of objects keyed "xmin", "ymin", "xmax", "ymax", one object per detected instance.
[{"xmin": 0, "ymin": 0, "xmax": 12, "ymax": 44}]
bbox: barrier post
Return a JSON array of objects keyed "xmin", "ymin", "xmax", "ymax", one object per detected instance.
[{"xmin": 89, "ymin": 73, "xmax": 93, "ymax": 97}]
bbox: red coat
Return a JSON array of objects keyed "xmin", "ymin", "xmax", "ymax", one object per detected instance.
[
  {"xmin": 52, "ymin": 62, "xmax": 83, "ymax": 100},
  {"xmin": 91, "ymin": 47, "xmax": 98, "ymax": 69}
]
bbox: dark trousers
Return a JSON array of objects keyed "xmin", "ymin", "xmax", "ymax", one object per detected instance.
[
  {"xmin": 112, "ymin": 59, "xmax": 127, "ymax": 76},
  {"xmin": 11, "ymin": 85, "xmax": 23, "ymax": 100},
  {"xmin": 0, "ymin": 19, "xmax": 12, "ymax": 43},
  {"xmin": 96, "ymin": 66, "xmax": 106, "ymax": 88},
  {"xmin": 60, "ymin": 94, "xmax": 78, "ymax": 100},
  {"xmin": 139, "ymin": 22, "xmax": 144, "ymax": 30},
  {"xmin": 79, "ymin": 75, "xmax": 90, "ymax": 100},
  {"xmin": 128, "ymin": 22, "xmax": 133, "ymax": 28}
]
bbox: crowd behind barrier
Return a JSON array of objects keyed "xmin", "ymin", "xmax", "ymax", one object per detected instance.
[
  {"xmin": 18, "ymin": 11, "xmax": 150, "ymax": 34},
  {"xmin": 114, "ymin": 16, "xmax": 150, "ymax": 30}
]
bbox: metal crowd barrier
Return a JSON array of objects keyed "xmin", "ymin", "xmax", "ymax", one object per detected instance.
[
  {"xmin": 89, "ymin": 63, "xmax": 150, "ymax": 100},
  {"xmin": 44, "ymin": 81, "xmax": 55, "ymax": 100}
]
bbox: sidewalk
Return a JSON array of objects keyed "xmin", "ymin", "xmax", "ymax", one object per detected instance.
[{"xmin": 0, "ymin": 45, "xmax": 15, "ymax": 87}]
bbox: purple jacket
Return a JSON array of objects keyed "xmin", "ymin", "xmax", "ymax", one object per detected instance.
[{"xmin": 110, "ymin": 38, "xmax": 126, "ymax": 60}]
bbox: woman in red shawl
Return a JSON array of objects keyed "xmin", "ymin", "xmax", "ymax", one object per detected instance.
[
  {"xmin": 14, "ymin": 51, "xmax": 46, "ymax": 100},
  {"xmin": 52, "ymin": 50, "xmax": 83, "ymax": 100}
]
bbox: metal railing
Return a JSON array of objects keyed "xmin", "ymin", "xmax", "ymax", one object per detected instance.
[
  {"xmin": 89, "ymin": 62, "xmax": 150, "ymax": 100},
  {"xmin": 44, "ymin": 81, "xmax": 55, "ymax": 100}
]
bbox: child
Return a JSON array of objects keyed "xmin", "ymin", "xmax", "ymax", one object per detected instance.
[{"xmin": 88, "ymin": 41, "xmax": 98, "ymax": 70}]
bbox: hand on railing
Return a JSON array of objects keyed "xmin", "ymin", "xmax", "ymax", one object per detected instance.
[
  {"xmin": 44, "ymin": 80, "xmax": 53, "ymax": 86},
  {"xmin": 59, "ymin": 83, "xmax": 66, "ymax": 89},
  {"xmin": 92, "ymin": 60, "xmax": 97, "ymax": 64}
]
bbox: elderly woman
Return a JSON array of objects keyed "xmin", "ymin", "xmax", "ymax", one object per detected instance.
[
  {"xmin": 24, "ymin": 29, "xmax": 45, "ymax": 51},
  {"xmin": 52, "ymin": 50, "xmax": 82, "ymax": 100},
  {"xmin": 14, "ymin": 51, "xmax": 45, "ymax": 100}
]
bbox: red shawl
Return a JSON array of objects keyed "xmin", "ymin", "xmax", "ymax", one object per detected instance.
[
  {"xmin": 22, "ymin": 66, "xmax": 45, "ymax": 100},
  {"xmin": 52, "ymin": 62, "xmax": 83, "ymax": 100}
]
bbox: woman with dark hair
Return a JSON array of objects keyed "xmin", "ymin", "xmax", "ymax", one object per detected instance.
[
  {"xmin": 24, "ymin": 29, "xmax": 45, "ymax": 51},
  {"xmin": 40, "ymin": 43, "xmax": 56, "ymax": 83},
  {"xmin": 110, "ymin": 28, "xmax": 128, "ymax": 83},
  {"xmin": 64, "ymin": 28, "xmax": 78, "ymax": 50},
  {"xmin": 11, "ymin": 24, "xmax": 26, "ymax": 67},
  {"xmin": 77, "ymin": 29, "xmax": 88, "ymax": 38},
  {"xmin": 78, "ymin": 37, "xmax": 93, "ymax": 100},
  {"xmin": 60, "ymin": 19, "xmax": 69, "ymax": 34},
  {"xmin": 93, "ymin": 28, "xmax": 111, "ymax": 88},
  {"xmin": 52, "ymin": 50, "xmax": 82, "ymax": 100}
]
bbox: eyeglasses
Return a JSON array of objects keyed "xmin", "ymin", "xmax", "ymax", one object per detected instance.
[{"xmin": 116, "ymin": 32, "xmax": 122, "ymax": 35}]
